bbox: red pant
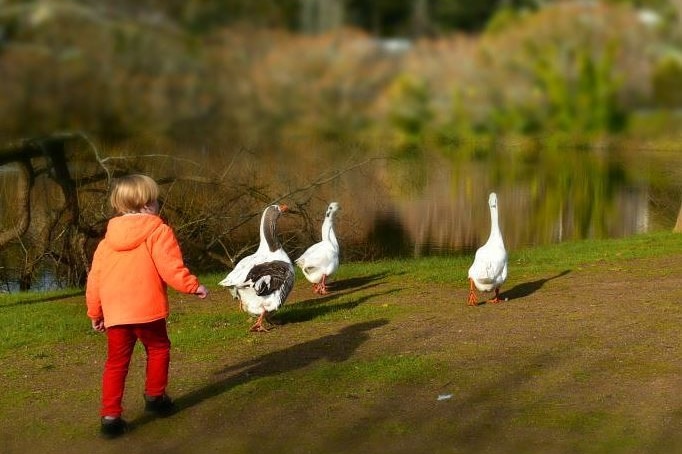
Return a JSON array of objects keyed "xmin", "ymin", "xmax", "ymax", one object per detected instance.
[{"xmin": 101, "ymin": 319, "xmax": 170, "ymax": 417}]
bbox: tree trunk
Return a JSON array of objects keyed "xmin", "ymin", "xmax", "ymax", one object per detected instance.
[
  {"xmin": 0, "ymin": 133, "xmax": 97, "ymax": 289},
  {"xmin": 675, "ymin": 200, "xmax": 682, "ymax": 233},
  {"xmin": 0, "ymin": 160, "xmax": 33, "ymax": 248},
  {"xmin": 300, "ymin": 0, "xmax": 343, "ymax": 34},
  {"xmin": 412, "ymin": 0, "xmax": 430, "ymax": 37}
]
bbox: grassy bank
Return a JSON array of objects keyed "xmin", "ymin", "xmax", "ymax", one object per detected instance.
[{"xmin": 1, "ymin": 231, "xmax": 681, "ymax": 454}]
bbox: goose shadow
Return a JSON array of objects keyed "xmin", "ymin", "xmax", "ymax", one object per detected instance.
[
  {"xmin": 285, "ymin": 270, "xmax": 397, "ymax": 310},
  {"xmin": 325, "ymin": 271, "xmax": 395, "ymax": 293},
  {"xmin": 278, "ymin": 288, "xmax": 402, "ymax": 325},
  {"xmin": 500, "ymin": 269, "xmax": 571, "ymax": 301},
  {"xmin": 128, "ymin": 319, "xmax": 389, "ymax": 429}
]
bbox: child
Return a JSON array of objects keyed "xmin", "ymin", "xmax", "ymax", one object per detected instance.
[{"xmin": 86, "ymin": 174, "xmax": 208, "ymax": 439}]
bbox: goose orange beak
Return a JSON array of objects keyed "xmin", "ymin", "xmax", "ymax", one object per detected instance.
[{"xmin": 278, "ymin": 204, "xmax": 289, "ymax": 213}]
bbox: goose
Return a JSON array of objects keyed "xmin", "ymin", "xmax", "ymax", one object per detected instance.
[
  {"xmin": 219, "ymin": 204, "xmax": 295, "ymax": 332},
  {"xmin": 296, "ymin": 202, "xmax": 340, "ymax": 295},
  {"xmin": 467, "ymin": 192, "xmax": 508, "ymax": 306}
]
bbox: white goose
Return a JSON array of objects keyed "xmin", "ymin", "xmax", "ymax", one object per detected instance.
[
  {"xmin": 219, "ymin": 204, "xmax": 295, "ymax": 332},
  {"xmin": 296, "ymin": 202, "xmax": 340, "ymax": 295},
  {"xmin": 468, "ymin": 192, "xmax": 508, "ymax": 306}
]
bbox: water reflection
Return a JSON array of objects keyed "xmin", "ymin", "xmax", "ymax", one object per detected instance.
[
  {"xmin": 1, "ymin": 144, "xmax": 679, "ymax": 291},
  {"xmin": 369, "ymin": 147, "xmax": 673, "ymax": 257}
]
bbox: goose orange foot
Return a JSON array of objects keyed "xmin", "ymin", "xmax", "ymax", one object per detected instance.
[
  {"xmin": 316, "ymin": 281, "xmax": 329, "ymax": 295},
  {"xmin": 312, "ymin": 277, "xmax": 329, "ymax": 295},
  {"xmin": 467, "ymin": 291, "xmax": 478, "ymax": 306},
  {"xmin": 317, "ymin": 274, "xmax": 329, "ymax": 295},
  {"xmin": 487, "ymin": 288, "xmax": 503, "ymax": 304},
  {"xmin": 467, "ymin": 279, "xmax": 478, "ymax": 306},
  {"xmin": 249, "ymin": 312, "xmax": 270, "ymax": 332}
]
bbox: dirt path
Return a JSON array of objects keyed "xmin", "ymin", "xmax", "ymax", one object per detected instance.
[{"xmin": 4, "ymin": 253, "xmax": 682, "ymax": 454}]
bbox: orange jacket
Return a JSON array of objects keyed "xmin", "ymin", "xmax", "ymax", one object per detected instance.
[{"xmin": 86, "ymin": 214, "xmax": 200, "ymax": 328}]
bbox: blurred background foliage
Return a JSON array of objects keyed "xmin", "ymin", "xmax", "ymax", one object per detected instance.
[{"xmin": 1, "ymin": 0, "xmax": 681, "ymax": 148}]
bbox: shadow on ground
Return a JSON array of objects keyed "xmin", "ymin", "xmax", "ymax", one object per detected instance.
[
  {"xmin": 500, "ymin": 269, "xmax": 571, "ymax": 301},
  {"xmin": 128, "ymin": 319, "xmax": 389, "ymax": 430},
  {"xmin": 280, "ymin": 288, "xmax": 401, "ymax": 324},
  {"xmin": 326, "ymin": 272, "xmax": 393, "ymax": 293}
]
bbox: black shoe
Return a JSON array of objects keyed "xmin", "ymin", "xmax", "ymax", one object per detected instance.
[
  {"xmin": 144, "ymin": 393, "xmax": 176, "ymax": 417},
  {"xmin": 100, "ymin": 417, "xmax": 128, "ymax": 439}
]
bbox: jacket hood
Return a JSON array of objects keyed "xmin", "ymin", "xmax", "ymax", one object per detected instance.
[{"xmin": 104, "ymin": 214, "xmax": 163, "ymax": 251}]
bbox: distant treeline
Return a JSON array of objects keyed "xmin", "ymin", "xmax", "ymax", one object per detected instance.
[
  {"xmin": 49, "ymin": 0, "xmax": 677, "ymax": 36},
  {"xmin": 1, "ymin": 1, "xmax": 680, "ymax": 150}
]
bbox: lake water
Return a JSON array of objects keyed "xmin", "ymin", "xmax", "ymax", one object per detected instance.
[
  {"xmin": 1, "ymin": 144, "xmax": 680, "ymax": 291},
  {"xmin": 320, "ymin": 145, "xmax": 680, "ymax": 259}
]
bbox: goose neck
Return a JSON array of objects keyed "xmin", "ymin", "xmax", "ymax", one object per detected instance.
[
  {"xmin": 322, "ymin": 217, "xmax": 338, "ymax": 249},
  {"xmin": 488, "ymin": 206, "xmax": 503, "ymax": 243},
  {"xmin": 258, "ymin": 209, "xmax": 280, "ymax": 253}
]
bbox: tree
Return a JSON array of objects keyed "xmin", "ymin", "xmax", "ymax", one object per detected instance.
[
  {"xmin": 300, "ymin": 0, "xmax": 344, "ymax": 34},
  {"xmin": 0, "ymin": 133, "xmax": 100, "ymax": 289}
]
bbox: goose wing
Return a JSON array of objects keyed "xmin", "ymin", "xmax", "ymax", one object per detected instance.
[
  {"xmin": 296, "ymin": 241, "xmax": 339, "ymax": 284},
  {"xmin": 245, "ymin": 260, "xmax": 295, "ymax": 306},
  {"xmin": 219, "ymin": 253, "xmax": 258, "ymax": 288},
  {"xmin": 296, "ymin": 241, "xmax": 337, "ymax": 270}
]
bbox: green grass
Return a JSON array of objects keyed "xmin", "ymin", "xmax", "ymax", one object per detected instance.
[
  {"xmin": 0, "ymin": 288, "xmax": 85, "ymax": 354},
  {"xmin": 512, "ymin": 230, "xmax": 682, "ymax": 270},
  {"xmin": 1, "ymin": 231, "xmax": 681, "ymax": 453}
]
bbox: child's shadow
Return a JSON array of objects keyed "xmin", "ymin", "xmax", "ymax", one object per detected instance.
[
  {"xmin": 500, "ymin": 270, "xmax": 571, "ymax": 300},
  {"xmin": 128, "ymin": 318, "xmax": 389, "ymax": 429}
]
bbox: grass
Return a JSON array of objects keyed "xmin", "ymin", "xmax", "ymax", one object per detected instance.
[{"xmin": 1, "ymin": 232, "xmax": 682, "ymax": 454}]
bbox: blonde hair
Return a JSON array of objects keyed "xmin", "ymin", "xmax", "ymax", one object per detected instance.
[{"xmin": 110, "ymin": 174, "xmax": 160, "ymax": 214}]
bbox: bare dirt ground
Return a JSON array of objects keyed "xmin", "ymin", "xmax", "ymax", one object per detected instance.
[{"xmin": 3, "ymin": 253, "xmax": 682, "ymax": 454}]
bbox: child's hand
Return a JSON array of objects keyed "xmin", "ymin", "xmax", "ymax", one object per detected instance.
[
  {"xmin": 195, "ymin": 284, "xmax": 208, "ymax": 299},
  {"xmin": 91, "ymin": 318, "xmax": 105, "ymax": 333}
]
